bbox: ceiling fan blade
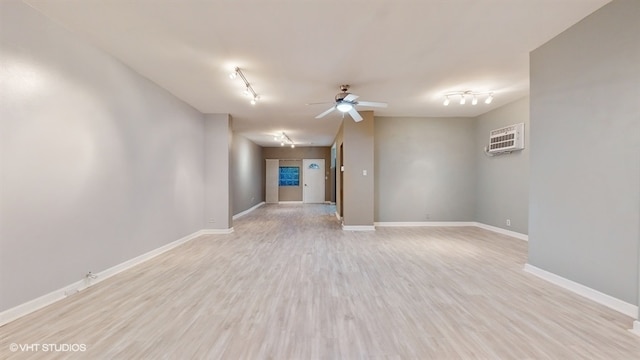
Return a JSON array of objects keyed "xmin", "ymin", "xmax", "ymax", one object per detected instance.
[
  {"xmin": 315, "ymin": 106, "xmax": 336, "ymax": 118},
  {"xmin": 348, "ymin": 108, "xmax": 363, "ymax": 122},
  {"xmin": 356, "ymin": 101, "xmax": 388, "ymax": 108},
  {"xmin": 306, "ymin": 101, "xmax": 333, "ymax": 106},
  {"xmin": 343, "ymin": 94, "xmax": 359, "ymax": 102}
]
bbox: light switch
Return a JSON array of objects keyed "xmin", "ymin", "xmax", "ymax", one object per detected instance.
[{"xmin": 362, "ymin": 170, "xmax": 367, "ymax": 176}]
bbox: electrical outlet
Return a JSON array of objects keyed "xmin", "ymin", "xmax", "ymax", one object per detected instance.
[
  {"xmin": 425, "ymin": 213, "xmax": 431, "ymax": 220},
  {"xmin": 506, "ymin": 219, "xmax": 511, "ymax": 227}
]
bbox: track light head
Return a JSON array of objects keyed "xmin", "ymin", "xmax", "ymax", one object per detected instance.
[
  {"xmin": 459, "ymin": 94, "xmax": 466, "ymax": 105},
  {"xmin": 485, "ymin": 93, "xmax": 494, "ymax": 104},
  {"xmin": 443, "ymin": 96, "xmax": 450, "ymax": 106}
]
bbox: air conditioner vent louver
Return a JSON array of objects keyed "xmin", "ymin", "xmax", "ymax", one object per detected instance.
[{"xmin": 488, "ymin": 123, "xmax": 524, "ymax": 153}]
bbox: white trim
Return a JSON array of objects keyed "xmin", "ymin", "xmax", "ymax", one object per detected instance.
[
  {"xmin": 0, "ymin": 279, "xmax": 88, "ymax": 328},
  {"xmin": 342, "ymin": 225, "xmax": 376, "ymax": 231},
  {"xmin": 474, "ymin": 222, "xmax": 528, "ymax": 241},
  {"xmin": 278, "ymin": 201, "xmax": 303, "ymax": 204},
  {"xmin": 375, "ymin": 221, "xmax": 476, "ymax": 227},
  {"xmin": 372, "ymin": 221, "xmax": 527, "ymax": 241},
  {"xmin": 0, "ymin": 229, "xmax": 207, "ymax": 327},
  {"xmin": 200, "ymin": 228, "xmax": 234, "ymax": 235},
  {"xmin": 232, "ymin": 202, "xmax": 265, "ymax": 220},
  {"xmin": 630, "ymin": 321, "xmax": 640, "ymax": 337},
  {"xmin": 335, "ymin": 211, "xmax": 341, "ymax": 220},
  {"xmin": 524, "ymin": 264, "xmax": 638, "ymax": 318}
]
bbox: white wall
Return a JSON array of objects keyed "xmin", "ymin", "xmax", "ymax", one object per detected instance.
[
  {"xmin": 529, "ymin": 0, "xmax": 640, "ymax": 304},
  {"xmin": 475, "ymin": 97, "xmax": 530, "ymax": 234},
  {"xmin": 0, "ymin": 0, "xmax": 205, "ymax": 312}
]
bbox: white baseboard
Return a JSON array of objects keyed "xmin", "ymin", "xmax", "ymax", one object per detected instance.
[
  {"xmin": 0, "ymin": 229, "xmax": 208, "ymax": 327},
  {"xmin": 278, "ymin": 201, "xmax": 303, "ymax": 204},
  {"xmin": 335, "ymin": 212, "xmax": 341, "ymax": 220},
  {"xmin": 474, "ymin": 222, "xmax": 528, "ymax": 241},
  {"xmin": 200, "ymin": 228, "xmax": 234, "ymax": 235},
  {"xmin": 630, "ymin": 321, "xmax": 640, "ymax": 336},
  {"xmin": 0, "ymin": 279, "xmax": 88, "ymax": 328},
  {"xmin": 342, "ymin": 225, "xmax": 376, "ymax": 231},
  {"xmin": 375, "ymin": 221, "xmax": 476, "ymax": 227},
  {"xmin": 524, "ymin": 264, "xmax": 637, "ymax": 318},
  {"xmin": 232, "ymin": 202, "xmax": 265, "ymax": 220}
]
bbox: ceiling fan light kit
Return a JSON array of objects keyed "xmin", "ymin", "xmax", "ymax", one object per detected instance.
[
  {"xmin": 229, "ymin": 67, "xmax": 260, "ymax": 105},
  {"xmin": 443, "ymin": 90, "xmax": 494, "ymax": 106},
  {"xmin": 313, "ymin": 85, "xmax": 388, "ymax": 122},
  {"xmin": 336, "ymin": 103, "xmax": 353, "ymax": 112}
]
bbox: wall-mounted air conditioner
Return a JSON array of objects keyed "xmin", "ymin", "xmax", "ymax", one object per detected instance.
[{"xmin": 487, "ymin": 123, "xmax": 525, "ymax": 154}]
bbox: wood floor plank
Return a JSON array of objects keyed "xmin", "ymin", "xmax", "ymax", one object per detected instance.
[{"xmin": 1, "ymin": 203, "xmax": 639, "ymax": 359}]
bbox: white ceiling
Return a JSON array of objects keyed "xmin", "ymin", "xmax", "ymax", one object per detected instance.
[{"xmin": 25, "ymin": 0, "xmax": 610, "ymax": 146}]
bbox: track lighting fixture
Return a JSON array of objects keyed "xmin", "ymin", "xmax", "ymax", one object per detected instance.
[
  {"xmin": 229, "ymin": 67, "xmax": 260, "ymax": 105},
  {"xmin": 442, "ymin": 90, "xmax": 494, "ymax": 106},
  {"xmin": 275, "ymin": 132, "xmax": 295, "ymax": 148}
]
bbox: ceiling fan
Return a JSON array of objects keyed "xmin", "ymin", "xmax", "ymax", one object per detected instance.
[{"xmin": 313, "ymin": 85, "xmax": 388, "ymax": 122}]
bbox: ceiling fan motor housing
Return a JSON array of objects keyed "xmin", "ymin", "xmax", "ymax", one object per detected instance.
[{"xmin": 336, "ymin": 84, "xmax": 351, "ymax": 102}]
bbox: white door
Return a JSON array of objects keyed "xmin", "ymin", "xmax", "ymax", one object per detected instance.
[
  {"xmin": 265, "ymin": 159, "xmax": 279, "ymax": 203},
  {"xmin": 303, "ymin": 159, "xmax": 325, "ymax": 203}
]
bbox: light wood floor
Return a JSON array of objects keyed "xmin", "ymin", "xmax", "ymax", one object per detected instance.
[{"xmin": 1, "ymin": 204, "xmax": 639, "ymax": 359}]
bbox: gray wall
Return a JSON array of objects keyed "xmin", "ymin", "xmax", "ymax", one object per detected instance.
[
  {"xmin": 231, "ymin": 134, "xmax": 263, "ymax": 214},
  {"xmin": 529, "ymin": 0, "xmax": 640, "ymax": 304},
  {"xmin": 475, "ymin": 97, "xmax": 530, "ymax": 234},
  {"xmin": 342, "ymin": 111, "xmax": 375, "ymax": 227},
  {"xmin": 0, "ymin": 0, "xmax": 205, "ymax": 311},
  {"xmin": 203, "ymin": 114, "xmax": 232, "ymax": 229},
  {"xmin": 375, "ymin": 116, "xmax": 476, "ymax": 222}
]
